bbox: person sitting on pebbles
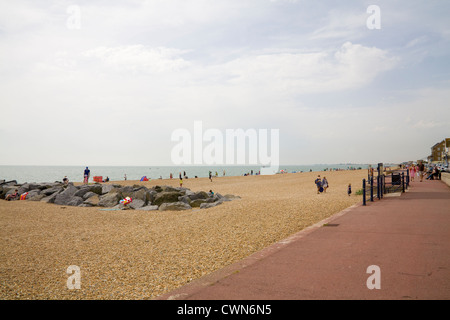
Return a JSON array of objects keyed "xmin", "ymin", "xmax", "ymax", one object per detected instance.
[{"xmin": 5, "ymin": 189, "xmax": 19, "ymax": 201}]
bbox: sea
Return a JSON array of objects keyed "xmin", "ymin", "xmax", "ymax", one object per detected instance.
[{"xmin": 0, "ymin": 164, "xmax": 370, "ymax": 184}]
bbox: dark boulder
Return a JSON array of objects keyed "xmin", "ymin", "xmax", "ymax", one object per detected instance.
[
  {"xmin": 40, "ymin": 191, "xmax": 61, "ymax": 204},
  {"xmin": 188, "ymin": 191, "xmax": 209, "ymax": 201},
  {"xmin": 98, "ymin": 192, "xmax": 121, "ymax": 207},
  {"xmin": 67, "ymin": 196, "xmax": 84, "ymax": 207},
  {"xmin": 159, "ymin": 202, "xmax": 192, "ymax": 211},
  {"xmin": 41, "ymin": 186, "xmax": 64, "ymax": 196},
  {"xmin": 82, "ymin": 191, "xmax": 97, "ymax": 200},
  {"xmin": 101, "ymin": 184, "xmax": 114, "ymax": 195},
  {"xmin": 136, "ymin": 205, "xmax": 159, "ymax": 211},
  {"xmin": 189, "ymin": 199, "xmax": 209, "ymax": 208},
  {"xmin": 84, "ymin": 194, "xmax": 99, "ymax": 206},
  {"xmin": 200, "ymin": 201, "xmax": 223, "ymax": 209},
  {"xmin": 129, "ymin": 199, "xmax": 145, "ymax": 209},
  {"xmin": 88, "ymin": 184, "xmax": 103, "ymax": 195},
  {"xmin": 54, "ymin": 185, "xmax": 78, "ymax": 205},
  {"xmin": 153, "ymin": 191, "xmax": 183, "ymax": 206},
  {"xmin": 25, "ymin": 189, "xmax": 41, "ymax": 199},
  {"xmin": 73, "ymin": 186, "xmax": 91, "ymax": 198}
]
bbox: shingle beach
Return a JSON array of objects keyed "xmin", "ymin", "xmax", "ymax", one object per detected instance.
[{"xmin": 1, "ymin": 169, "xmax": 365, "ymax": 299}]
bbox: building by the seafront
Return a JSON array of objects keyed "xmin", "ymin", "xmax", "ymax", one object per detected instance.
[{"xmin": 429, "ymin": 138, "xmax": 450, "ymax": 164}]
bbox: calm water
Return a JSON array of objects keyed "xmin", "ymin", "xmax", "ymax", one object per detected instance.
[{"xmin": 0, "ymin": 164, "xmax": 369, "ymax": 184}]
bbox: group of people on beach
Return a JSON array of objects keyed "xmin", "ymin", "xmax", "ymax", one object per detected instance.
[
  {"xmin": 79, "ymin": 168, "xmax": 226, "ymax": 185},
  {"xmin": 314, "ymin": 175, "xmax": 329, "ymax": 194},
  {"xmin": 314, "ymin": 175, "xmax": 352, "ymax": 196}
]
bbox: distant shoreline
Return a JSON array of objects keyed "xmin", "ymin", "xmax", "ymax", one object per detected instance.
[{"xmin": 0, "ymin": 164, "xmax": 372, "ymax": 184}]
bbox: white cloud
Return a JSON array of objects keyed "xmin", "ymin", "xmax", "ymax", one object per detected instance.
[
  {"xmin": 81, "ymin": 45, "xmax": 191, "ymax": 74},
  {"xmin": 412, "ymin": 120, "xmax": 443, "ymax": 129},
  {"xmin": 405, "ymin": 36, "xmax": 430, "ymax": 48},
  {"xmin": 216, "ymin": 42, "xmax": 398, "ymax": 94},
  {"xmin": 0, "ymin": 1, "xmax": 49, "ymax": 32},
  {"xmin": 308, "ymin": 9, "xmax": 366, "ymax": 41}
]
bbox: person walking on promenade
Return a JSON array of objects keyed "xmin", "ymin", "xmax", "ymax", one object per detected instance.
[
  {"xmin": 418, "ymin": 161, "xmax": 425, "ymax": 182},
  {"xmin": 410, "ymin": 164, "xmax": 416, "ymax": 182},
  {"xmin": 83, "ymin": 167, "xmax": 90, "ymax": 185}
]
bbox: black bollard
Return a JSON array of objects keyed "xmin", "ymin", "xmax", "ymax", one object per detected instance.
[
  {"xmin": 402, "ymin": 172, "xmax": 405, "ymax": 193},
  {"xmin": 370, "ymin": 176, "xmax": 374, "ymax": 202},
  {"xmin": 363, "ymin": 179, "xmax": 366, "ymax": 206},
  {"xmin": 377, "ymin": 175, "xmax": 381, "ymax": 200}
]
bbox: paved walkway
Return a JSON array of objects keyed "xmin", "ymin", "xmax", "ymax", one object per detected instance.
[{"xmin": 156, "ymin": 179, "xmax": 450, "ymax": 300}]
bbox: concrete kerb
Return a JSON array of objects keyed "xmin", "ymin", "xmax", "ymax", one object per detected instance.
[
  {"xmin": 154, "ymin": 201, "xmax": 364, "ymax": 300},
  {"xmin": 441, "ymin": 172, "xmax": 450, "ymax": 187}
]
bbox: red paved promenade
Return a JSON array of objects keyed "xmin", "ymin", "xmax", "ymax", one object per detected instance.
[{"xmin": 156, "ymin": 178, "xmax": 450, "ymax": 300}]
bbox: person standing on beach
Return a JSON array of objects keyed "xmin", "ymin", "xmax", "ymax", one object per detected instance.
[
  {"xmin": 180, "ymin": 178, "xmax": 183, "ymax": 187},
  {"xmin": 83, "ymin": 167, "xmax": 90, "ymax": 185},
  {"xmin": 348, "ymin": 183, "xmax": 352, "ymax": 196},
  {"xmin": 369, "ymin": 166, "xmax": 374, "ymax": 180},
  {"xmin": 124, "ymin": 174, "xmax": 127, "ymax": 181},
  {"xmin": 322, "ymin": 177, "xmax": 329, "ymax": 193},
  {"xmin": 314, "ymin": 175, "xmax": 322, "ymax": 194},
  {"xmin": 209, "ymin": 171, "xmax": 212, "ymax": 182}
]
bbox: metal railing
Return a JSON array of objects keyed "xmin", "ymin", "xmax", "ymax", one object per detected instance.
[{"xmin": 362, "ymin": 169, "xmax": 409, "ymax": 206}]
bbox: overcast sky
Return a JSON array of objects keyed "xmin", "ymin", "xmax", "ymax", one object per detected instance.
[{"xmin": 1, "ymin": 0, "xmax": 449, "ymax": 166}]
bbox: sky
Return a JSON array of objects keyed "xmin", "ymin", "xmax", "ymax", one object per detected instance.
[{"xmin": 0, "ymin": 0, "xmax": 449, "ymax": 166}]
